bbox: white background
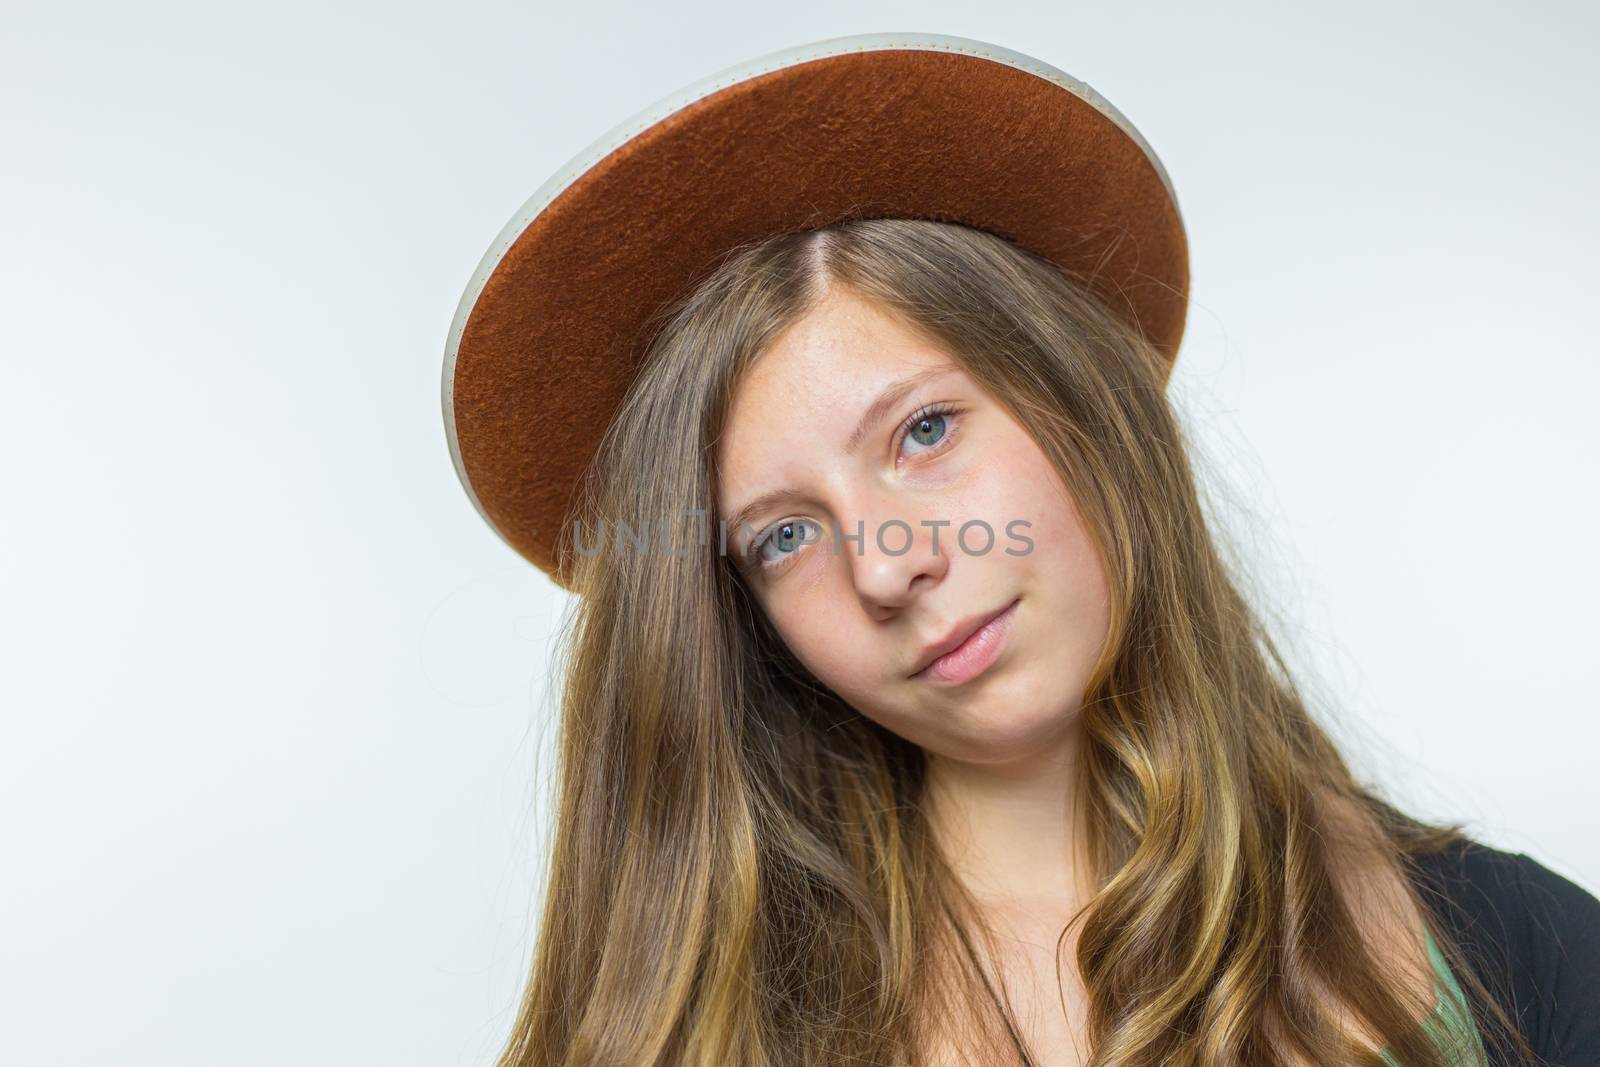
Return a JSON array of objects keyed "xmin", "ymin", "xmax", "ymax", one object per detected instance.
[{"xmin": 3, "ymin": 2, "xmax": 1595, "ymax": 1064}]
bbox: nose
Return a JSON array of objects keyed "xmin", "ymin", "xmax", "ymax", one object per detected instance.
[{"xmin": 840, "ymin": 493, "xmax": 951, "ymax": 613}]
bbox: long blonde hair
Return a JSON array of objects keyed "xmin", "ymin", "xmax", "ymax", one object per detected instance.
[{"xmin": 498, "ymin": 218, "xmax": 1537, "ymax": 1066}]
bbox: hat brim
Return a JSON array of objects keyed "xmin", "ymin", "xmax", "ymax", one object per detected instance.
[{"xmin": 443, "ymin": 32, "xmax": 1189, "ymax": 586}]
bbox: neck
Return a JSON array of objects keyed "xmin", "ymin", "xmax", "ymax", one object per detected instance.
[{"xmin": 920, "ymin": 717, "xmax": 1097, "ymax": 917}]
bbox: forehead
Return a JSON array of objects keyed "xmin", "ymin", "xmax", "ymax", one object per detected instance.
[{"xmin": 716, "ymin": 291, "xmax": 959, "ymax": 508}]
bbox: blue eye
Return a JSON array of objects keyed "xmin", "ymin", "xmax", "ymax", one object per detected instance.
[
  {"xmin": 905, "ymin": 412, "xmax": 946, "ymax": 450},
  {"xmin": 754, "ymin": 518, "xmax": 820, "ymax": 567},
  {"xmin": 899, "ymin": 403, "xmax": 960, "ymax": 458}
]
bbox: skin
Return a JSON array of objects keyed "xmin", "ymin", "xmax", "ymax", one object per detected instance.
[{"xmin": 713, "ymin": 285, "xmax": 1437, "ymax": 1066}]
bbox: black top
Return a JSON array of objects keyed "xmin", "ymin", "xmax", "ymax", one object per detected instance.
[{"xmin": 1406, "ymin": 835, "xmax": 1600, "ymax": 1065}]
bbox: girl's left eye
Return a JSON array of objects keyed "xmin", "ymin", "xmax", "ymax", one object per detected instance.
[{"xmin": 897, "ymin": 403, "xmax": 962, "ymax": 460}]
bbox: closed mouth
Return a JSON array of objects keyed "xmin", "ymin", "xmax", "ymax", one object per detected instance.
[{"xmin": 910, "ymin": 597, "xmax": 1021, "ymax": 681}]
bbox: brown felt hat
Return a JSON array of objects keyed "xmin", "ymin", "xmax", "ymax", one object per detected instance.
[{"xmin": 442, "ymin": 32, "xmax": 1189, "ymax": 590}]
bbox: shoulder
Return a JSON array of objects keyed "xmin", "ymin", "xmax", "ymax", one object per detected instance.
[
  {"xmin": 1406, "ymin": 834, "xmax": 1600, "ymax": 1063},
  {"xmin": 1508, "ymin": 847, "xmax": 1600, "ymax": 1062}
]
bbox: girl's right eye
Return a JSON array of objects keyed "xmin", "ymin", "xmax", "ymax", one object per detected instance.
[{"xmin": 752, "ymin": 518, "xmax": 821, "ymax": 570}]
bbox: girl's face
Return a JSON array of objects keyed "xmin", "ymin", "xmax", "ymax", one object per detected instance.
[{"xmin": 716, "ymin": 287, "xmax": 1112, "ymax": 766}]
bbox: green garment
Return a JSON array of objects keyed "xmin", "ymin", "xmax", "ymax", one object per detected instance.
[{"xmin": 1377, "ymin": 926, "xmax": 1489, "ymax": 1066}]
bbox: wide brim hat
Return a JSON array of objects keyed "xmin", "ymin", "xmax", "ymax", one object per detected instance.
[{"xmin": 442, "ymin": 32, "xmax": 1189, "ymax": 590}]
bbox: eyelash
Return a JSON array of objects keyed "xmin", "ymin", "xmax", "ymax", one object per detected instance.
[
  {"xmin": 743, "ymin": 402, "xmax": 965, "ymax": 574},
  {"xmin": 896, "ymin": 402, "xmax": 962, "ymax": 462}
]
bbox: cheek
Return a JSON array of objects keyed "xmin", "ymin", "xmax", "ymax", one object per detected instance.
[
  {"xmin": 981, "ymin": 429, "xmax": 1113, "ymax": 646},
  {"xmin": 765, "ymin": 599, "xmax": 879, "ymax": 701},
  {"xmin": 1028, "ymin": 504, "xmax": 1115, "ymax": 690},
  {"xmin": 773, "ymin": 615, "xmax": 927, "ymax": 738},
  {"xmin": 967, "ymin": 429, "xmax": 1084, "ymax": 562}
]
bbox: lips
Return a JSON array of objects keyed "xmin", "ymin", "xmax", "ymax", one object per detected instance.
[{"xmin": 909, "ymin": 598, "xmax": 1020, "ymax": 679}]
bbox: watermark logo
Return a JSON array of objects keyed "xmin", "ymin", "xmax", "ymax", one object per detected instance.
[{"xmin": 566, "ymin": 508, "xmax": 1036, "ymax": 561}]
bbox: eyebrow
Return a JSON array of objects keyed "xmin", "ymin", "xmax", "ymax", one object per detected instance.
[{"xmin": 722, "ymin": 365, "xmax": 958, "ymax": 545}]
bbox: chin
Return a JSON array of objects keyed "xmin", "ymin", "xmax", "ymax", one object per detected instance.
[{"xmin": 942, "ymin": 666, "xmax": 1079, "ymax": 754}]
